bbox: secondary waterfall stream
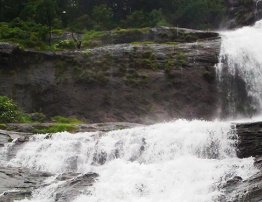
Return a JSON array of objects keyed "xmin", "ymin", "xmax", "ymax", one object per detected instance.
[
  {"xmin": 2, "ymin": 21, "xmax": 262, "ymax": 202},
  {"xmin": 217, "ymin": 20, "xmax": 262, "ymax": 117}
]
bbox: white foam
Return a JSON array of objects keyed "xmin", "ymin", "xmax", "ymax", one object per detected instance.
[
  {"xmin": 7, "ymin": 120, "xmax": 257, "ymax": 202},
  {"xmin": 217, "ymin": 20, "xmax": 262, "ymax": 112}
]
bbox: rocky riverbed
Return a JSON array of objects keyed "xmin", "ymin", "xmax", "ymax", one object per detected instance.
[
  {"xmin": 0, "ymin": 122, "xmax": 139, "ymax": 202},
  {"xmin": 1, "ymin": 121, "xmax": 262, "ymax": 201}
]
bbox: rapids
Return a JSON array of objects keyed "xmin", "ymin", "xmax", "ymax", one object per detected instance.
[
  {"xmin": 2, "ymin": 20, "xmax": 262, "ymax": 202},
  {"xmin": 0, "ymin": 120, "xmax": 257, "ymax": 202}
]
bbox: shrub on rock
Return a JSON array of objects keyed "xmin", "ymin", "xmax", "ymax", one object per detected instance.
[{"xmin": 0, "ymin": 96, "xmax": 20, "ymax": 123}]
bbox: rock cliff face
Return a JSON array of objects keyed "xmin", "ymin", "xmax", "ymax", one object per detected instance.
[
  {"xmin": 0, "ymin": 29, "xmax": 220, "ymax": 123},
  {"xmin": 225, "ymin": 0, "xmax": 262, "ymax": 28}
]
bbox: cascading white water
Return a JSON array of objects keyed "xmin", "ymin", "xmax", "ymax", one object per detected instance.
[
  {"xmin": 2, "ymin": 19, "xmax": 262, "ymax": 202},
  {"xmin": 0, "ymin": 120, "xmax": 256, "ymax": 202},
  {"xmin": 217, "ymin": 20, "xmax": 262, "ymax": 116}
]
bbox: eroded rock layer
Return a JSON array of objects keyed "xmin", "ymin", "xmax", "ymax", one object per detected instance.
[{"xmin": 0, "ymin": 30, "xmax": 220, "ymax": 123}]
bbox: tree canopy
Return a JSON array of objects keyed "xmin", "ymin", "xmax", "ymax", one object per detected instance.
[
  {"xmin": 0, "ymin": 0, "xmax": 226, "ymax": 49},
  {"xmin": 0, "ymin": 0, "xmax": 226, "ymax": 30}
]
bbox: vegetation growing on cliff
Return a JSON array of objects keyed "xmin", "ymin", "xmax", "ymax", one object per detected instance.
[
  {"xmin": 32, "ymin": 123, "xmax": 77, "ymax": 134},
  {"xmin": 0, "ymin": 0, "xmax": 226, "ymax": 49},
  {"xmin": 0, "ymin": 96, "xmax": 21, "ymax": 123},
  {"xmin": 0, "ymin": 96, "xmax": 82, "ymax": 133}
]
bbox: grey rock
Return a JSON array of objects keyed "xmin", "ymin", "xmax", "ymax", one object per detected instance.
[
  {"xmin": 224, "ymin": 157, "xmax": 262, "ymax": 202},
  {"xmin": 223, "ymin": 122, "xmax": 262, "ymax": 201},
  {"xmin": 0, "ymin": 36, "xmax": 221, "ymax": 123},
  {"xmin": 224, "ymin": 0, "xmax": 262, "ymax": 28},
  {"xmin": 54, "ymin": 172, "xmax": 98, "ymax": 202},
  {"xmin": 0, "ymin": 166, "xmax": 51, "ymax": 202},
  {"xmin": 236, "ymin": 121, "xmax": 262, "ymax": 158}
]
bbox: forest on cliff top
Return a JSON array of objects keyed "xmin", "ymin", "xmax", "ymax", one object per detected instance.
[
  {"xmin": 0, "ymin": 0, "xmax": 234, "ymax": 49},
  {"xmin": 0, "ymin": 0, "xmax": 226, "ymax": 30}
]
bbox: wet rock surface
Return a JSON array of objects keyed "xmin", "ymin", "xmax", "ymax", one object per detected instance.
[
  {"xmin": 0, "ymin": 122, "xmax": 124, "ymax": 202},
  {"xmin": 236, "ymin": 121, "xmax": 262, "ymax": 158},
  {"xmin": 223, "ymin": 122, "xmax": 262, "ymax": 201},
  {"xmin": 54, "ymin": 172, "xmax": 98, "ymax": 202},
  {"xmin": 0, "ymin": 166, "xmax": 51, "ymax": 202},
  {"xmin": 224, "ymin": 157, "xmax": 262, "ymax": 202},
  {"xmin": 1, "ymin": 122, "xmax": 142, "ymax": 134},
  {"xmin": 0, "ymin": 166, "xmax": 98, "ymax": 202}
]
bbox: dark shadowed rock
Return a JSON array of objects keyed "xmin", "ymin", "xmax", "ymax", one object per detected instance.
[
  {"xmin": 224, "ymin": 0, "xmax": 262, "ymax": 28},
  {"xmin": 0, "ymin": 35, "xmax": 221, "ymax": 123},
  {"xmin": 223, "ymin": 157, "xmax": 262, "ymax": 202},
  {"xmin": 223, "ymin": 122, "xmax": 262, "ymax": 201},
  {"xmin": 236, "ymin": 121, "xmax": 262, "ymax": 158}
]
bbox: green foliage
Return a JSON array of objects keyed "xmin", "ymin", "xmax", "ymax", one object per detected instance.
[
  {"xmin": 82, "ymin": 30, "xmax": 105, "ymax": 47},
  {"xmin": 176, "ymin": 52, "xmax": 186, "ymax": 66},
  {"xmin": 18, "ymin": 113, "xmax": 33, "ymax": 123},
  {"xmin": 0, "ymin": 20, "xmax": 48, "ymax": 49},
  {"xmin": 35, "ymin": 0, "xmax": 57, "ymax": 27},
  {"xmin": 68, "ymin": 15, "xmax": 94, "ymax": 32},
  {"xmin": 55, "ymin": 40, "xmax": 76, "ymax": 50},
  {"xmin": 0, "ymin": 96, "xmax": 20, "ymax": 123},
  {"xmin": 124, "ymin": 9, "xmax": 167, "ymax": 28},
  {"xmin": 0, "ymin": 96, "xmax": 48, "ymax": 124},
  {"xmin": 0, "ymin": 123, "xmax": 7, "ymax": 130},
  {"xmin": 0, "ymin": 0, "xmax": 227, "ymax": 49},
  {"xmin": 33, "ymin": 123, "xmax": 77, "ymax": 134},
  {"xmin": 149, "ymin": 9, "xmax": 169, "ymax": 27},
  {"xmin": 92, "ymin": 4, "xmax": 114, "ymax": 30},
  {"xmin": 51, "ymin": 116, "xmax": 82, "ymax": 124},
  {"xmin": 124, "ymin": 10, "xmax": 148, "ymax": 28},
  {"xmin": 165, "ymin": 0, "xmax": 225, "ymax": 29}
]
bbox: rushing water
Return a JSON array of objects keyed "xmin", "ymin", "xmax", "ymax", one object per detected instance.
[
  {"xmin": 2, "ymin": 21, "xmax": 262, "ymax": 202},
  {"xmin": 217, "ymin": 20, "xmax": 262, "ymax": 117},
  {"xmin": 0, "ymin": 120, "xmax": 257, "ymax": 202}
]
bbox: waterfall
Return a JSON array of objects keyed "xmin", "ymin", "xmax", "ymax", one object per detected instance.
[
  {"xmin": 217, "ymin": 20, "xmax": 262, "ymax": 118},
  {"xmin": 0, "ymin": 120, "xmax": 256, "ymax": 202},
  {"xmin": 2, "ymin": 18, "xmax": 262, "ymax": 202}
]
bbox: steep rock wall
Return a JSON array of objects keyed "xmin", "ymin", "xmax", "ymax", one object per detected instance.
[
  {"xmin": 0, "ymin": 31, "xmax": 220, "ymax": 123},
  {"xmin": 225, "ymin": 0, "xmax": 262, "ymax": 28}
]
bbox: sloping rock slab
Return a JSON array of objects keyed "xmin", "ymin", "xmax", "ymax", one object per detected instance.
[
  {"xmin": 0, "ymin": 166, "xmax": 51, "ymax": 202},
  {"xmin": 54, "ymin": 172, "xmax": 98, "ymax": 202},
  {"xmin": 224, "ymin": 157, "xmax": 262, "ymax": 202}
]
